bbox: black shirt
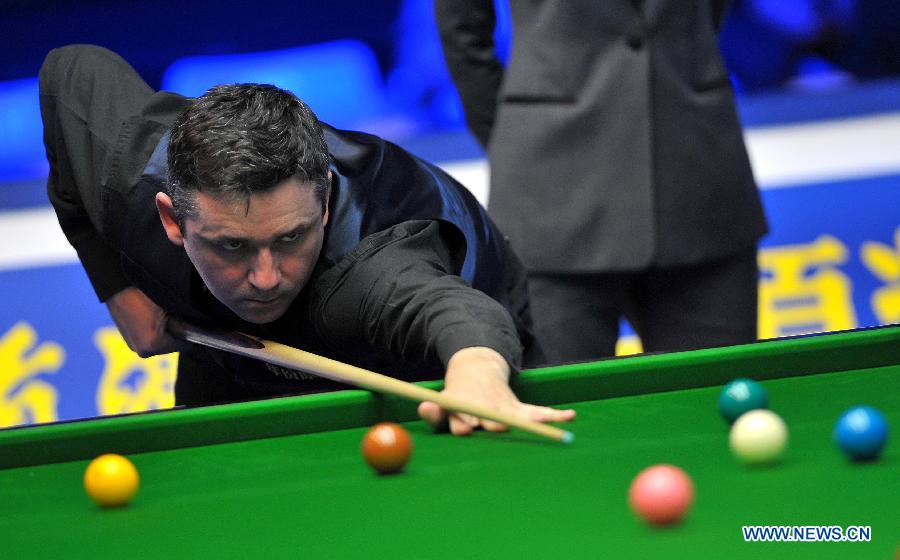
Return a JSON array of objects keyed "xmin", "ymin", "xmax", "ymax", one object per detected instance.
[{"xmin": 41, "ymin": 44, "xmax": 535, "ymax": 405}]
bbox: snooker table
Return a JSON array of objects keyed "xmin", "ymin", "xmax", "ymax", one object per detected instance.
[{"xmin": 1, "ymin": 325, "xmax": 897, "ymax": 559}]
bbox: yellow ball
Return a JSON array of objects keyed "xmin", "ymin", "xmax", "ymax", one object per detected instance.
[{"xmin": 84, "ymin": 454, "xmax": 140, "ymax": 507}]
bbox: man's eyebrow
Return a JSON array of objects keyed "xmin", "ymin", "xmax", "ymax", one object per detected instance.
[
  {"xmin": 197, "ymin": 232, "xmax": 247, "ymax": 243},
  {"xmin": 273, "ymin": 219, "xmax": 317, "ymax": 237},
  {"xmin": 197, "ymin": 220, "xmax": 316, "ymax": 244}
]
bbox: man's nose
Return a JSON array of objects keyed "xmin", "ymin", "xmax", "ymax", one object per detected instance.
[{"xmin": 248, "ymin": 248, "xmax": 280, "ymax": 292}]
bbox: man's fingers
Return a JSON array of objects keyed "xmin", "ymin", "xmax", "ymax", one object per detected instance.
[
  {"xmin": 480, "ymin": 418, "xmax": 509, "ymax": 432},
  {"xmin": 417, "ymin": 401, "xmax": 446, "ymax": 428},
  {"xmin": 449, "ymin": 412, "xmax": 478, "ymax": 436},
  {"xmin": 419, "ymin": 399, "xmax": 575, "ymax": 437},
  {"xmin": 418, "ymin": 402, "xmax": 478, "ymax": 435},
  {"xmin": 478, "ymin": 405, "xmax": 571, "ymax": 432},
  {"xmin": 525, "ymin": 405, "xmax": 577, "ymax": 423},
  {"xmin": 418, "ymin": 401, "xmax": 478, "ymax": 435}
]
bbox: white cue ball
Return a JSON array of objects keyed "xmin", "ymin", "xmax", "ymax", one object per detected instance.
[{"xmin": 729, "ymin": 409, "xmax": 788, "ymax": 465}]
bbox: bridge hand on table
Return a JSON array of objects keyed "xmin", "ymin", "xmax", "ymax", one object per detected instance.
[{"xmin": 417, "ymin": 346, "xmax": 576, "ymax": 436}]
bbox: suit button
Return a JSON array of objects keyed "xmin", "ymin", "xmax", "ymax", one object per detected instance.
[{"xmin": 627, "ymin": 34, "xmax": 643, "ymax": 49}]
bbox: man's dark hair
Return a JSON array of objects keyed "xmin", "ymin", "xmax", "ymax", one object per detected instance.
[{"xmin": 166, "ymin": 83, "xmax": 331, "ymax": 224}]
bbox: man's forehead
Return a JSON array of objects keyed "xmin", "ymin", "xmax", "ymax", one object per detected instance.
[{"xmin": 189, "ymin": 181, "xmax": 323, "ymax": 233}]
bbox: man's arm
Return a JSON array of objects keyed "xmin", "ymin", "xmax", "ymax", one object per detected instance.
[
  {"xmin": 42, "ymin": 106, "xmax": 132, "ymax": 303},
  {"xmin": 40, "ymin": 45, "xmax": 191, "ymax": 359},
  {"xmin": 106, "ymin": 286, "xmax": 189, "ymax": 358},
  {"xmin": 434, "ymin": 0, "xmax": 505, "ymax": 148},
  {"xmin": 712, "ymin": 0, "xmax": 731, "ymax": 30},
  {"xmin": 44, "ymin": 120, "xmax": 182, "ymax": 358},
  {"xmin": 47, "ymin": 177, "xmax": 186, "ymax": 358},
  {"xmin": 310, "ymin": 220, "xmax": 574, "ymax": 435}
]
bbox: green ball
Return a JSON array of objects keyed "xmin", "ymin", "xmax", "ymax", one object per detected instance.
[{"xmin": 718, "ymin": 378, "xmax": 768, "ymax": 424}]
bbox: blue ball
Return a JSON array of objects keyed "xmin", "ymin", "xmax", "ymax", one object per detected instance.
[
  {"xmin": 834, "ymin": 406, "xmax": 889, "ymax": 461},
  {"xmin": 718, "ymin": 378, "xmax": 768, "ymax": 424}
]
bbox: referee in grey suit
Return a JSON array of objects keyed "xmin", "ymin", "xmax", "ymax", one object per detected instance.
[{"xmin": 436, "ymin": 0, "xmax": 768, "ymax": 362}]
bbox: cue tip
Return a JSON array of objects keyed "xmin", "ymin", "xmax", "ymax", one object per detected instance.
[{"xmin": 562, "ymin": 431, "xmax": 575, "ymax": 445}]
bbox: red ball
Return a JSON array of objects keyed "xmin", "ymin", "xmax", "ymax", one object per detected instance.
[
  {"xmin": 628, "ymin": 464, "xmax": 695, "ymax": 525},
  {"xmin": 361, "ymin": 422, "xmax": 413, "ymax": 475}
]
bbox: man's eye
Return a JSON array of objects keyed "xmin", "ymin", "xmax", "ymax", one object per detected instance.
[
  {"xmin": 221, "ymin": 240, "xmax": 244, "ymax": 251},
  {"xmin": 280, "ymin": 232, "xmax": 302, "ymax": 243}
]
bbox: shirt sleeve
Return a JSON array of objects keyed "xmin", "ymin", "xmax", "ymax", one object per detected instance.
[
  {"xmin": 46, "ymin": 155, "xmax": 132, "ymax": 303},
  {"xmin": 434, "ymin": 0, "xmax": 504, "ymax": 148},
  {"xmin": 40, "ymin": 53, "xmax": 133, "ymax": 303},
  {"xmin": 308, "ymin": 220, "xmax": 524, "ymax": 374}
]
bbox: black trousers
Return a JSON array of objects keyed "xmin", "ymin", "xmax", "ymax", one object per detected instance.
[{"xmin": 527, "ymin": 248, "xmax": 760, "ymax": 364}]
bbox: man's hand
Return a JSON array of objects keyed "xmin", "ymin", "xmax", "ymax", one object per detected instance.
[
  {"xmin": 105, "ymin": 286, "xmax": 190, "ymax": 358},
  {"xmin": 417, "ymin": 346, "xmax": 576, "ymax": 436}
]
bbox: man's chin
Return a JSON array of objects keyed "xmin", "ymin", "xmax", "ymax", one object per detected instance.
[{"xmin": 232, "ymin": 301, "xmax": 289, "ymax": 324}]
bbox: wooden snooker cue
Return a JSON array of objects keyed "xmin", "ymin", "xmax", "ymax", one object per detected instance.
[{"xmin": 167, "ymin": 318, "xmax": 574, "ymax": 444}]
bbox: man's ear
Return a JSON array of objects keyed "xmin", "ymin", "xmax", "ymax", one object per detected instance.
[
  {"xmin": 322, "ymin": 171, "xmax": 332, "ymax": 227},
  {"xmin": 155, "ymin": 192, "xmax": 185, "ymax": 246}
]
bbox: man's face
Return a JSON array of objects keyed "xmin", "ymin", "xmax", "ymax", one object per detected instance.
[{"xmin": 160, "ymin": 178, "xmax": 328, "ymax": 324}]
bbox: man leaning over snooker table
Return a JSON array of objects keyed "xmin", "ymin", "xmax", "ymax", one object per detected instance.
[{"xmin": 40, "ymin": 44, "xmax": 575, "ymax": 434}]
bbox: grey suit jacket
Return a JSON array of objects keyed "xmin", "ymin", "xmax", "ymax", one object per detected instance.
[{"xmin": 437, "ymin": 0, "xmax": 767, "ymax": 272}]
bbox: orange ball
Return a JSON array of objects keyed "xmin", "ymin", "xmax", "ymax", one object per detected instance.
[
  {"xmin": 84, "ymin": 454, "xmax": 140, "ymax": 507},
  {"xmin": 361, "ymin": 422, "xmax": 413, "ymax": 474},
  {"xmin": 628, "ymin": 464, "xmax": 694, "ymax": 525}
]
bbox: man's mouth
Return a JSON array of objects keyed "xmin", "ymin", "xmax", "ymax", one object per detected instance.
[{"xmin": 246, "ymin": 295, "xmax": 281, "ymax": 305}]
